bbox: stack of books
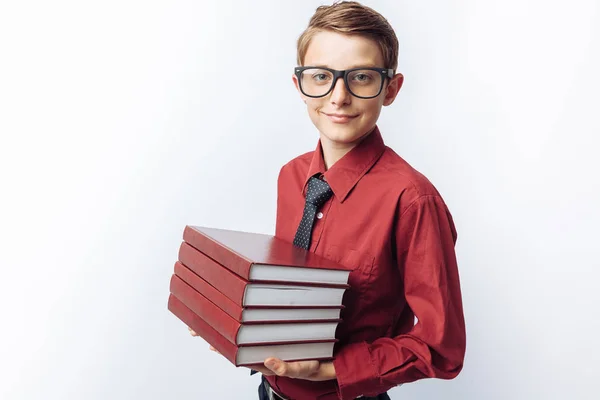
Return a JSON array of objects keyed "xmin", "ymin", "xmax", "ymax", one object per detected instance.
[{"xmin": 167, "ymin": 225, "xmax": 352, "ymax": 367}]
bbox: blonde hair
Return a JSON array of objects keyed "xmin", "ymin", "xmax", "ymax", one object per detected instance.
[{"xmin": 296, "ymin": 1, "xmax": 399, "ymax": 73}]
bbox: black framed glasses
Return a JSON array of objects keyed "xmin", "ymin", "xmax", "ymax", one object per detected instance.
[{"xmin": 294, "ymin": 66, "xmax": 394, "ymax": 99}]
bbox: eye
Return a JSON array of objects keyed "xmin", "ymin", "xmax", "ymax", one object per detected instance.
[
  {"xmin": 312, "ymin": 73, "xmax": 330, "ymax": 82},
  {"xmin": 352, "ymin": 73, "xmax": 372, "ymax": 82}
]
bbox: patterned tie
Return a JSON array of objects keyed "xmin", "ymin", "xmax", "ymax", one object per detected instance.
[{"xmin": 293, "ymin": 176, "xmax": 334, "ymax": 250}]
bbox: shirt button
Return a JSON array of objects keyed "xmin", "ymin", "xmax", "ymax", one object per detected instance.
[{"xmin": 316, "ymin": 212, "xmax": 323, "ymax": 219}]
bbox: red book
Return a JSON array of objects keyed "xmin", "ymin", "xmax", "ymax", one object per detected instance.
[
  {"xmin": 177, "ymin": 242, "xmax": 247, "ymax": 305},
  {"xmin": 174, "ymin": 261, "xmax": 343, "ymax": 323},
  {"xmin": 168, "ymin": 295, "xmax": 337, "ymax": 366},
  {"xmin": 182, "ymin": 225, "xmax": 352, "ymax": 286},
  {"xmin": 177, "ymin": 242, "xmax": 348, "ymax": 308},
  {"xmin": 174, "ymin": 260, "xmax": 244, "ymax": 320},
  {"xmin": 169, "ymin": 274, "xmax": 340, "ymax": 346}
]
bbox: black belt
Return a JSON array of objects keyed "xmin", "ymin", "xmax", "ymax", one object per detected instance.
[{"xmin": 261, "ymin": 376, "xmax": 388, "ymax": 400}]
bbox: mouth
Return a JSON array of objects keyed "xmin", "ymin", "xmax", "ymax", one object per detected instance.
[{"xmin": 322, "ymin": 112, "xmax": 358, "ymax": 124}]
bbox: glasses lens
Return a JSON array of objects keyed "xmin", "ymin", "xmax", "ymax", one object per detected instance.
[
  {"xmin": 299, "ymin": 68, "xmax": 334, "ymax": 97},
  {"xmin": 347, "ymin": 69, "xmax": 383, "ymax": 98},
  {"xmin": 299, "ymin": 68, "xmax": 383, "ymax": 98}
]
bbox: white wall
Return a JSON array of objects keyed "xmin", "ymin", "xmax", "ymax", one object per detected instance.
[{"xmin": 0, "ymin": 1, "xmax": 598, "ymax": 399}]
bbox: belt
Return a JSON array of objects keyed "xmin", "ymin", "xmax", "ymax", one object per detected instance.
[{"xmin": 262, "ymin": 377, "xmax": 385, "ymax": 400}]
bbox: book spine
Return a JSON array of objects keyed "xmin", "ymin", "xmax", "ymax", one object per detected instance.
[
  {"xmin": 183, "ymin": 225, "xmax": 253, "ymax": 279},
  {"xmin": 169, "ymin": 274, "xmax": 241, "ymax": 344},
  {"xmin": 178, "ymin": 242, "xmax": 247, "ymax": 306},
  {"xmin": 167, "ymin": 294, "xmax": 240, "ymax": 366},
  {"xmin": 174, "ymin": 261, "xmax": 244, "ymax": 320}
]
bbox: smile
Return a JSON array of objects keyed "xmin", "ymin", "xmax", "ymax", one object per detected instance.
[{"xmin": 323, "ymin": 112, "xmax": 358, "ymax": 124}]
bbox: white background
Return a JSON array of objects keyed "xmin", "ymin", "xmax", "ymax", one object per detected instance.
[{"xmin": 1, "ymin": 1, "xmax": 598, "ymax": 399}]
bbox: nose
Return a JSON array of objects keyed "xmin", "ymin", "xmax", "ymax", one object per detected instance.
[{"xmin": 329, "ymin": 76, "xmax": 351, "ymax": 105}]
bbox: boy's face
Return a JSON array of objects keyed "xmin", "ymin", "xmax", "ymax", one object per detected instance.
[{"xmin": 293, "ymin": 30, "xmax": 403, "ymax": 149}]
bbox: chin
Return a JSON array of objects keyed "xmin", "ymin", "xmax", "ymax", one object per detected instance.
[
  {"xmin": 319, "ymin": 127, "xmax": 365, "ymax": 145},
  {"xmin": 317, "ymin": 122, "xmax": 369, "ymax": 144}
]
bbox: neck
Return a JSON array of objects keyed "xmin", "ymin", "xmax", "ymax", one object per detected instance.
[
  {"xmin": 321, "ymin": 139, "xmax": 354, "ymax": 170},
  {"xmin": 320, "ymin": 127, "xmax": 375, "ymax": 170}
]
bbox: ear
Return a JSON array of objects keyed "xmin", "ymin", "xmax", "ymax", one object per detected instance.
[
  {"xmin": 382, "ymin": 73, "xmax": 404, "ymax": 107},
  {"xmin": 292, "ymin": 74, "xmax": 307, "ymax": 104}
]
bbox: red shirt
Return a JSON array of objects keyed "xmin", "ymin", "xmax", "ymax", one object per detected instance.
[{"xmin": 265, "ymin": 125, "xmax": 466, "ymax": 399}]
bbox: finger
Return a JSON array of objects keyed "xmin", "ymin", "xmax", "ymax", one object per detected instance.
[
  {"xmin": 209, "ymin": 345, "xmax": 221, "ymax": 355},
  {"xmin": 264, "ymin": 358, "xmax": 291, "ymax": 377},
  {"xmin": 265, "ymin": 358, "xmax": 319, "ymax": 378},
  {"xmin": 188, "ymin": 327, "xmax": 198, "ymax": 336}
]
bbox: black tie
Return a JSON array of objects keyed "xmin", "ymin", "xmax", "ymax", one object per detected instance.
[{"xmin": 293, "ymin": 176, "xmax": 334, "ymax": 250}]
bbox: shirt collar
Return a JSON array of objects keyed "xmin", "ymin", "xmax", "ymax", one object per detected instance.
[{"xmin": 303, "ymin": 125, "xmax": 386, "ymax": 203}]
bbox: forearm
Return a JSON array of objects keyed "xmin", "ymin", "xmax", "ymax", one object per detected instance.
[{"xmin": 313, "ymin": 361, "xmax": 336, "ymax": 381}]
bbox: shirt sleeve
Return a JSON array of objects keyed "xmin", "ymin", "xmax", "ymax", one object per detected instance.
[{"xmin": 333, "ymin": 194, "xmax": 466, "ymax": 399}]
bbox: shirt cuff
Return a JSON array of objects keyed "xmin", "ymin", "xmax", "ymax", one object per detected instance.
[{"xmin": 333, "ymin": 341, "xmax": 380, "ymax": 400}]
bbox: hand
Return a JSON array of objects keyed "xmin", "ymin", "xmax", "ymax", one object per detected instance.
[
  {"xmin": 256, "ymin": 357, "xmax": 336, "ymax": 381},
  {"xmin": 188, "ymin": 327, "xmax": 222, "ymax": 354}
]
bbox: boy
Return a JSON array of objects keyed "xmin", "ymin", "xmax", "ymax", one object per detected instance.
[{"xmin": 191, "ymin": 1, "xmax": 466, "ymax": 399}]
